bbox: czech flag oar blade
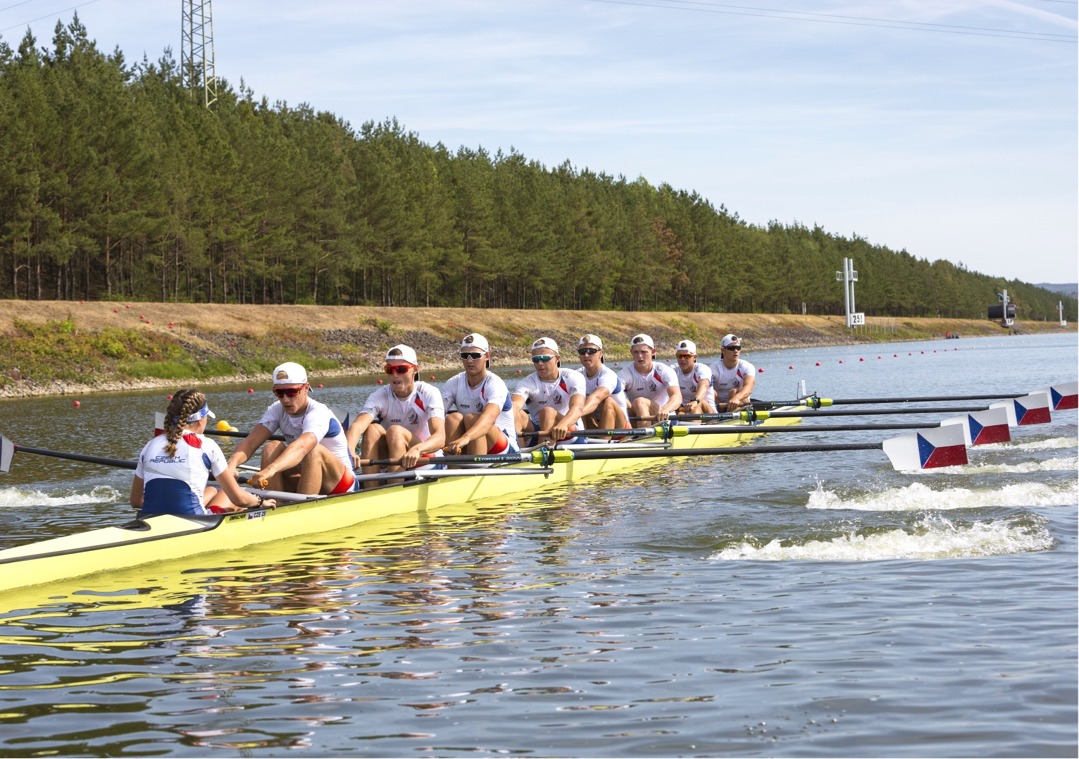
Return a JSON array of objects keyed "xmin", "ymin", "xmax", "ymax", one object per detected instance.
[
  {"xmin": 991, "ymin": 391, "xmax": 1052, "ymax": 426},
  {"xmin": 941, "ymin": 406, "xmax": 1011, "ymax": 446},
  {"xmin": 881, "ymin": 424, "xmax": 968, "ymax": 470},
  {"xmin": 1039, "ymin": 381, "xmax": 1077, "ymax": 411}
]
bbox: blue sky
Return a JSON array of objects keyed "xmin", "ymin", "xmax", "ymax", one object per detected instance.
[{"xmin": 3, "ymin": 0, "xmax": 1076, "ymax": 285}]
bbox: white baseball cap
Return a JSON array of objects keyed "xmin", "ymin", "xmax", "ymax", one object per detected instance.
[
  {"xmin": 578, "ymin": 334, "xmax": 604, "ymax": 350},
  {"xmin": 630, "ymin": 334, "xmax": 654, "ymax": 349},
  {"xmin": 676, "ymin": 339, "xmax": 697, "ymax": 355},
  {"xmin": 531, "ymin": 337, "xmax": 559, "ymax": 354},
  {"xmin": 385, "ymin": 344, "xmax": 418, "ymax": 365},
  {"xmin": 721, "ymin": 334, "xmax": 743, "ymax": 348},
  {"xmin": 272, "ymin": 361, "xmax": 308, "ymax": 386},
  {"xmin": 460, "ymin": 333, "xmax": 490, "ymax": 353}
]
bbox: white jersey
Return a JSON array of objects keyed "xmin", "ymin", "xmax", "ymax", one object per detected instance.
[
  {"xmin": 513, "ymin": 368, "xmax": 585, "ymax": 424},
  {"xmin": 579, "ymin": 363, "xmax": 629, "ymax": 418},
  {"xmin": 442, "ymin": 371, "xmax": 516, "ymax": 438},
  {"xmin": 618, "ymin": 361, "xmax": 679, "ymax": 405},
  {"xmin": 258, "ymin": 396, "xmax": 352, "ymax": 472},
  {"xmin": 361, "ymin": 381, "xmax": 446, "ymax": 442},
  {"xmin": 136, "ymin": 433, "xmax": 227, "ymax": 515},
  {"xmin": 710, "ymin": 358, "xmax": 756, "ymax": 402},
  {"xmin": 677, "ymin": 362, "xmax": 715, "ymax": 405}
]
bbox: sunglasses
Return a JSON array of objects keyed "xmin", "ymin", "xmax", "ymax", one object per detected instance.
[
  {"xmin": 531, "ymin": 355, "xmax": 556, "ymax": 363},
  {"xmin": 726, "ymin": 345, "xmax": 742, "ymax": 351},
  {"xmin": 577, "ymin": 348, "xmax": 600, "ymax": 355},
  {"xmin": 384, "ymin": 364, "xmax": 413, "ymax": 375},
  {"xmin": 274, "ymin": 387, "xmax": 303, "ymax": 398},
  {"xmin": 460, "ymin": 352, "xmax": 484, "ymax": 360}
]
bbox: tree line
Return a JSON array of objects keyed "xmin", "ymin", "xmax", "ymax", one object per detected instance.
[{"xmin": 1, "ymin": 16, "xmax": 1074, "ymax": 321}]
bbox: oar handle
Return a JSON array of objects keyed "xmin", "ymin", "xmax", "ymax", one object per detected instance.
[{"xmin": 205, "ymin": 429, "xmax": 286, "ymax": 441}]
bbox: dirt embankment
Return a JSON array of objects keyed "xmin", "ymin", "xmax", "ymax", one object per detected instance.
[{"xmin": 0, "ymin": 300, "xmax": 1070, "ymax": 399}]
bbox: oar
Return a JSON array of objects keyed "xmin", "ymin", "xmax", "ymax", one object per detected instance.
[
  {"xmin": 364, "ymin": 425, "xmax": 967, "ymax": 472},
  {"xmin": 753, "ymin": 382, "xmax": 1076, "ymax": 410},
  {"xmin": 680, "ymin": 408, "xmax": 1012, "ymax": 446},
  {"xmin": 672, "ymin": 405, "xmax": 991, "ymax": 422},
  {"xmin": 0, "ymin": 434, "xmax": 136, "ymax": 473}
]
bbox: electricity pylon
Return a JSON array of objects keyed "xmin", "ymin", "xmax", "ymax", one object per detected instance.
[{"xmin": 181, "ymin": 0, "xmax": 217, "ymax": 108}]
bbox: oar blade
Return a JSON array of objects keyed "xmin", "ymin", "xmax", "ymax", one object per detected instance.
[
  {"xmin": 941, "ymin": 407, "xmax": 1011, "ymax": 446},
  {"xmin": 1041, "ymin": 381, "xmax": 1077, "ymax": 411},
  {"xmin": 991, "ymin": 391, "xmax": 1052, "ymax": 426},
  {"xmin": 0, "ymin": 434, "xmax": 13, "ymax": 474},
  {"xmin": 882, "ymin": 425, "xmax": 968, "ymax": 471},
  {"xmin": 154, "ymin": 412, "xmax": 166, "ymax": 437}
]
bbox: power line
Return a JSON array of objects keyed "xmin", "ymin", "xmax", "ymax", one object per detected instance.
[
  {"xmin": 0, "ymin": 0, "xmax": 100, "ymax": 36},
  {"xmin": 588, "ymin": 0, "xmax": 1078, "ymax": 43}
]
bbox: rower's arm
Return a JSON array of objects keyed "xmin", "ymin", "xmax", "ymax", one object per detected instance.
[
  {"xmin": 580, "ymin": 386, "xmax": 611, "ymax": 416},
  {"xmin": 227, "ymin": 424, "xmax": 272, "ymax": 470}
]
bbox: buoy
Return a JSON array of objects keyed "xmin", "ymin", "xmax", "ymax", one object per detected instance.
[
  {"xmin": 377, "ymin": 379, "xmax": 383, "ymax": 384},
  {"xmin": 317, "ymin": 383, "xmax": 323, "ymax": 388},
  {"xmin": 516, "ymin": 369, "xmax": 522, "ymax": 374},
  {"xmin": 73, "ymin": 400, "xmax": 80, "ymax": 408},
  {"xmin": 167, "ymin": 394, "xmax": 173, "ymax": 400},
  {"xmin": 758, "ymin": 367, "xmax": 764, "ymax": 373},
  {"xmin": 430, "ymin": 375, "xmax": 436, "ymax": 380},
  {"xmin": 247, "ymin": 388, "xmax": 254, "ymax": 393},
  {"xmin": 838, "ymin": 360, "xmax": 844, "ymax": 364},
  {"xmin": 789, "ymin": 365, "xmax": 795, "ymax": 370},
  {"xmin": 815, "ymin": 362, "xmax": 821, "ymax": 367},
  {"xmin": 216, "ymin": 420, "xmax": 231, "ymax": 431}
]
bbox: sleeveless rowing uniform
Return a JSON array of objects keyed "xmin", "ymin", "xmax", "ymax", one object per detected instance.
[
  {"xmin": 512, "ymin": 368, "xmax": 586, "ymax": 431},
  {"xmin": 677, "ymin": 362, "xmax": 715, "ymax": 406},
  {"xmin": 709, "ymin": 358, "xmax": 756, "ymax": 403},
  {"xmin": 579, "ymin": 363, "xmax": 629, "ymax": 420},
  {"xmin": 618, "ymin": 361, "xmax": 679, "ymax": 405},
  {"xmin": 361, "ymin": 381, "xmax": 446, "ymax": 447},
  {"xmin": 258, "ymin": 396, "xmax": 354, "ymax": 478},
  {"xmin": 135, "ymin": 432, "xmax": 227, "ymax": 515},
  {"xmin": 442, "ymin": 371, "xmax": 519, "ymax": 453}
]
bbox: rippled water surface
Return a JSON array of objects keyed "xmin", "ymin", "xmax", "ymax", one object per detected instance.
[{"xmin": 0, "ymin": 333, "xmax": 1075, "ymax": 756}]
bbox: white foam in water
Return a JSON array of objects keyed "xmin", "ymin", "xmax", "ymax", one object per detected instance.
[
  {"xmin": 964, "ymin": 456, "xmax": 1078, "ymax": 474},
  {"xmin": 1011, "ymin": 436, "xmax": 1078, "ymax": 452},
  {"xmin": 711, "ymin": 515, "xmax": 1054, "ymax": 561},
  {"xmin": 806, "ymin": 479, "xmax": 1078, "ymax": 512},
  {"xmin": 0, "ymin": 486, "xmax": 121, "ymax": 509}
]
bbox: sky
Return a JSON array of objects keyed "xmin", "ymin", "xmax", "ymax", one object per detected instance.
[{"xmin": 2, "ymin": 0, "xmax": 1076, "ymax": 285}]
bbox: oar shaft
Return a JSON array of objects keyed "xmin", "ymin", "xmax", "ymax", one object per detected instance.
[
  {"xmin": 205, "ymin": 429, "xmax": 286, "ymax": 441},
  {"xmin": 834, "ymin": 393, "xmax": 1020, "ymax": 404},
  {"xmin": 684, "ymin": 422, "xmax": 938, "ymax": 434},
  {"xmin": 568, "ymin": 442, "xmax": 882, "ymax": 460},
  {"xmin": 759, "ymin": 405, "xmax": 990, "ymax": 418},
  {"xmin": 15, "ymin": 445, "xmax": 136, "ymax": 470}
]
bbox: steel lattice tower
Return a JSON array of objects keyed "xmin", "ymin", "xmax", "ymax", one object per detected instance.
[{"xmin": 180, "ymin": 0, "xmax": 217, "ymax": 108}]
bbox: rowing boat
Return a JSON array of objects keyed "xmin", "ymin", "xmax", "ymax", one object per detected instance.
[{"xmin": 0, "ymin": 416, "xmax": 799, "ymax": 593}]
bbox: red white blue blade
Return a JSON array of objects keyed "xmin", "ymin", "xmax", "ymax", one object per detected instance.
[
  {"xmin": 991, "ymin": 391, "xmax": 1052, "ymax": 426},
  {"xmin": 1036, "ymin": 381, "xmax": 1077, "ymax": 411},
  {"xmin": 941, "ymin": 407, "xmax": 1011, "ymax": 446},
  {"xmin": 881, "ymin": 424, "xmax": 968, "ymax": 470},
  {"xmin": 154, "ymin": 411, "xmax": 166, "ymax": 437}
]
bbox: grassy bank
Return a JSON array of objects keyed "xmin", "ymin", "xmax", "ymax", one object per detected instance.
[{"xmin": 0, "ymin": 300, "xmax": 1071, "ymax": 399}]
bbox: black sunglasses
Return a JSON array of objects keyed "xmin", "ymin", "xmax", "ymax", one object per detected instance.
[
  {"xmin": 274, "ymin": 387, "xmax": 303, "ymax": 398},
  {"xmin": 577, "ymin": 348, "xmax": 600, "ymax": 355},
  {"xmin": 460, "ymin": 352, "xmax": 484, "ymax": 360},
  {"xmin": 531, "ymin": 355, "xmax": 556, "ymax": 363},
  {"xmin": 726, "ymin": 345, "xmax": 742, "ymax": 351}
]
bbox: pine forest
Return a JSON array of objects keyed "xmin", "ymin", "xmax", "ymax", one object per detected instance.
[{"xmin": 0, "ymin": 18, "xmax": 1074, "ymax": 321}]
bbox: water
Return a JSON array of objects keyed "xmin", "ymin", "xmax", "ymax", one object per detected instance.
[{"xmin": 0, "ymin": 333, "xmax": 1075, "ymax": 757}]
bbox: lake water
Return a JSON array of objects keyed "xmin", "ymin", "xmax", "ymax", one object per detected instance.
[{"xmin": 0, "ymin": 333, "xmax": 1075, "ymax": 757}]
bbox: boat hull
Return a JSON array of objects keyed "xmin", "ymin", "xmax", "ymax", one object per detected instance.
[{"xmin": 0, "ymin": 418, "xmax": 796, "ymax": 592}]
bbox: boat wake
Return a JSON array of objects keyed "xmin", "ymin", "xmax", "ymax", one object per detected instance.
[
  {"xmin": 962, "ymin": 456, "xmax": 1078, "ymax": 474},
  {"xmin": 0, "ymin": 486, "xmax": 121, "ymax": 509},
  {"xmin": 805, "ymin": 480, "xmax": 1077, "ymax": 512},
  {"xmin": 710, "ymin": 514, "xmax": 1053, "ymax": 561}
]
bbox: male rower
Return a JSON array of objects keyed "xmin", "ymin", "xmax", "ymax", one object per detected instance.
[
  {"xmin": 576, "ymin": 334, "xmax": 630, "ymax": 431},
  {"xmin": 618, "ymin": 334, "xmax": 682, "ymax": 427},
  {"xmin": 442, "ymin": 333, "xmax": 519, "ymax": 456},
  {"xmin": 674, "ymin": 339, "xmax": 717, "ymax": 415},
  {"xmin": 710, "ymin": 334, "xmax": 756, "ymax": 411},
  {"xmin": 225, "ymin": 362, "xmax": 355, "ymax": 495},
  {"xmin": 346, "ymin": 345, "xmax": 446, "ymax": 484},
  {"xmin": 512, "ymin": 337, "xmax": 586, "ymax": 445}
]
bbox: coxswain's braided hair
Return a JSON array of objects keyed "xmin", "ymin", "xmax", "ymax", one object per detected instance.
[{"xmin": 163, "ymin": 389, "xmax": 206, "ymax": 457}]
